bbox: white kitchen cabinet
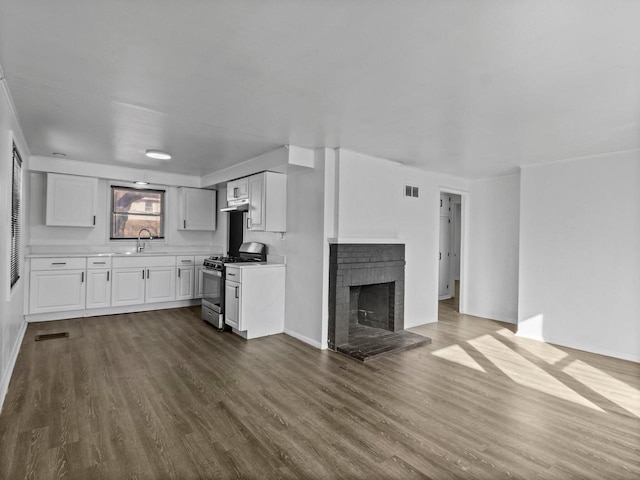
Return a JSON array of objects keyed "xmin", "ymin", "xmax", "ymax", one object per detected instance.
[
  {"xmin": 176, "ymin": 266, "xmax": 195, "ymax": 300},
  {"xmin": 86, "ymin": 269, "xmax": 111, "ymax": 309},
  {"xmin": 224, "ymin": 279, "xmax": 241, "ymax": 329},
  {"xmin": 46, "ymin": 173, "xmax": 98, "ymax": 227},
  {"xmin": 224, "ymin": 264, "xmax": 285, "ymax": 339},
  {"xmin": 111, "ymin": 267, "xmax": 146, "ymax": 307},
  {"xmin": 111, "ymin": 256, "xmax": 176, "ymax": 306},
  {"xmin": 86, "ymin": 256, "xmax": 111, "ymax": 309},
  {"xmin": 247, "ymin": 172, "xmax": 287, "ymax": 232},
  {"xmin": 195, "ymin": 265, "xmax": 205, "ymax": 299},
  {"xmin": 29, "ymin": 257, "xmax": 87, "ymax": 314},
  {"xmin": 178, "ymin": 187, "xmax": 216, "ymax": 231},
  {"xmin": 176, "ymin": 255, "xmax": 195, "ymax": 300},
  {"xmin": 193, "ymin": 255, "xmax": 208, "ymax": 299},
  {"xmin": 226, "ymin": 177, "xmax": 249, "ymax": 203},
  {"xmin": 145, "ymin": 266, "xmax": 176, "ymax": 303}
]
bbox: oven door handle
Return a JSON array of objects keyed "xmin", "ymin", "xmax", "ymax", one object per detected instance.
[{"xmin": 203, "ymin": 269, "xmax": 222, "ymax": 278}]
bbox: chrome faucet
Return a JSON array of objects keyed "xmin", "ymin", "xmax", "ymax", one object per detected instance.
[{"xmin": 137, "ymin": 228, "xmax": 153, "ymax": 253}]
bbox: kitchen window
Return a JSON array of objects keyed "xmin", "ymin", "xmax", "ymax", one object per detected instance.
[
  {"xmin": 110, "ymin": 186, "xmax": 165, "ymax": 240},
  {"xmin": 10, "ymin": 143, "xmax": 22, "ymax": 289}
]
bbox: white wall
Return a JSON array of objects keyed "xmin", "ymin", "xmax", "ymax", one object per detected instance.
[
  {"xmin": 465, "ymin": 174, "xmax": 520, "ymax": 323},
  {"xmin": 518, "ymin": 152, "xmax": 640, "ymax": 362},
  {"xmin": 0, "ymin": 80, "xmax": 29, "ymax": 411},
  {"xmin": 28, "ymin": 174, "xmax": 221, "ymax": 252},
  {"xmin": 280, "ymin": 150, "xmax": 327, "ymax": 347},
  {"xmin": 335, "ymin": 149, "xmax": 469, "ymax": 328}
]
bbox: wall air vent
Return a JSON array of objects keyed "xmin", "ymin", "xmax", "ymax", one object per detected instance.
[{"xmin": 404, "ymin": 185, "xmax": 419, "ymax": 198}]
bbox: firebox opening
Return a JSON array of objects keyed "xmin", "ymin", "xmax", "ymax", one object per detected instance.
[{"xmin": 349, "ymin": 282, "xmax": 395, "ymax": 331}]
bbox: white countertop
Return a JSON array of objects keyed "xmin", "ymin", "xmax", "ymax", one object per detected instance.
[
  {"xmin": 224, "ymin": 261, "xmax": 285, "ymax": 269},
  {"xmin": 26, "ymin": 251, "xmax": 216, "ymax": 258}
]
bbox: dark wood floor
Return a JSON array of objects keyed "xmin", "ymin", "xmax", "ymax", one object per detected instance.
[{"xmin": 1, "ymin": 304, "xmax": 639, "ymax": 479}]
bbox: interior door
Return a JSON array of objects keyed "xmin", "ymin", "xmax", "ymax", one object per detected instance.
[{"xmin": 438, "ymin": 215, "xmax": 451, "ymax": 298}]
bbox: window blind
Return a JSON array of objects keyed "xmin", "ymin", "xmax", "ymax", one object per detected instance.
[{"xmin": 10, "ymin": 143, "xmax": 22, "ymax": 289}]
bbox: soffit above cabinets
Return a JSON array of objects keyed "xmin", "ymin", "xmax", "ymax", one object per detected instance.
[{"xmin": 1, "ymin": 1, "xmax": 640, "ymax": 179}]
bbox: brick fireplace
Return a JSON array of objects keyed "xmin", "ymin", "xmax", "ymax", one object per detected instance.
[
  {"xmin": 329, "ymin": 243, "xmax": 405, "ymax": 349},
  {"xmin": 329, "ymin": 243, "xmax": 429, "ymax": 360}
]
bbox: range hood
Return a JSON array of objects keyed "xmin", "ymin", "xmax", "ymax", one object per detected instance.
[{"xmin": 220, "ymin": 198, "xmax": 249, "ymax": 212}]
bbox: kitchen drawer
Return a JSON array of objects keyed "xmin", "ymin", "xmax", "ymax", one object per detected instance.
[
  {"xmin": 87, "ymin": 257, "xmax": 112, "ymax": 269},
  {"xmin": 112, "ymin": 255, "xmax": 176, "ymax": 269},
  {"xmin": 176, "ymin": 255, "xmax": 195, "ymax": 266},
  {"xmin": 225, "ymin": 266, "xmax": 241, "ymax": 282},
  {"xmin": 30, "ymin": 257, "xmax": 87, "ymax": 271},
  {"xmin": 201, "ymin": 304, "xmax": 223, "ymax": 328}
]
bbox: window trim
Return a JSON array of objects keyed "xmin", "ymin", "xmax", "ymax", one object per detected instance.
[
  {"xmin": 10, "ymin": 142, "xmax": 22, "ymax": 292},
  {"xmin": 109, "ymin": 185, "xmax": 166, "ymax": 240}
]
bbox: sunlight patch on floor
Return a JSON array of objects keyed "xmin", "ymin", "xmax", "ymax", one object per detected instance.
[
  {"xmin": 563, "ymin": 359, "xmax": 640, "ymax": 417},
  {"xmin": 468, "ymin": 335, "xmax": 604, "ymax": 412},
  {"xmin": 431, "ymin": 344, "xmax": 486, "ymax": 372},
  {"xmin": 495, "ymin": 328, "xmax": 569, "ymax": 365}
]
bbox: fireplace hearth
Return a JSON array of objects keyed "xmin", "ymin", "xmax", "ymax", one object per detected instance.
[{"xmin": 328, "ymin": 243, "xmax": 430, "ymax": 361}]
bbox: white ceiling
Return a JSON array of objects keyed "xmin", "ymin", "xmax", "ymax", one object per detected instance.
[{"xmin": 1, "ymin": 1, "xmax": 639, "ymax": 179}]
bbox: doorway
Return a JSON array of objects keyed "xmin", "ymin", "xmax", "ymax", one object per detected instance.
[{"xmin": 438, "ymin": 192, "xmax": 463, "ymax": 313}]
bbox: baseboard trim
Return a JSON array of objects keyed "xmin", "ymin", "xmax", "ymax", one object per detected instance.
[
  {"xmin": 463, "ymin": 309, "xmax": 517, "ymax": 324},
  {"xmin": 515, "ymin": 331, "xmax": 640, "ymax": 364},
  {"xmin": 284, "ymin": 328, "xmax": 325, "ymax": 350},
  {"xmin": 25, "ymin": 299, "xmax": 201, "ymax": 323},
  {"xmin": 0, "ymin": 319, "xmax": 27, "ymax": 414}
]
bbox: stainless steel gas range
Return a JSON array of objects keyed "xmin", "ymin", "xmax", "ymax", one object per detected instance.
[{"xmin": 201, "ymin": 242, "xmax": 266, "ymax": 329}]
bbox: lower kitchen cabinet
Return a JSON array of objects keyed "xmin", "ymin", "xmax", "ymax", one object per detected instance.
[
  {"xmin": 224, "ymin": 264, "xmax": 285, "ymax": 339},
  {"xmin": 86, "ymin": 269, "xmax": 111, "ymax": 309},
  {"xmin": 145, "ymin": 266, "xmax": 176, "ymax": 303},
  {"xmin": 176, "ymin": 265, "xmax": 195, "ymax": 300},
  {"xmin": 111, "ymin": 268, "xmax": 146, "ymax": 306},
  {"xmin": 224, "ymin": 279, "xmax": 241, "ymax": 329},
  {"xmin": 28, "ymin": 257, "xmax": 87, "ymax": 314},
  {"xmin": 29, "ymin": 269, "xmax": 86, "ymax": 314},
  {"xmin": 86, "ymin": 256, "xmax": 112, "ymax": 309},
  {"xmin": 26, "ymin": 253, "xmax": 211, "ymax": 319}
]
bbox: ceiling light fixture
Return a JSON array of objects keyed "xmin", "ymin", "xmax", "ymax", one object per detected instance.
[
  {"xmin": 134, "ymin": 181, "xmax": 149, "ymax": 185},
  {"xmin": 52, "ymin": 152, "xmax": 66, "ymax": 157},
  {"xmin": 145, "ymin": 149, "xmax": 172, "ymax": 160}
]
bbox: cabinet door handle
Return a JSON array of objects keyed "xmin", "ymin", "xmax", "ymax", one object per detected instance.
[
  {"xmin": 52, "ymin": 262, "xmax": 66, "ymax": 265},
  {"xmin": 142, "ymin": 269, "xmax": 145, "ymax": 280},
  {"xmin": 227, "ymin": 273, "xmax": 235, "ymax": 277},
  {"xmin": 235, "ymin": 286, "xmax": 239, "ymax": 298},
  {"xmin": 93, "ymin": 261, "xmax": 106, "ymax": 265},
  {"xmin": 81, "ymin": 272, "xmax": 84, "ymax": 283},
  {"xmin": 184, "ymin": 220, "xmax": 186, "ymax": 229},
  {"xmin": 181, "ymin": 260, "xmax": 191, "ymax": 263},
  {"xmin": 247, "ymin": 217, "xmax": 250, "ymax": 229},
  {"xmin": 178, "ymin": 268, "xmax": 181, "ymax": 278},
  {"xmin": 107, "ymin": 271, "xmax": 110, "ymax": 282},
  {"xmin": 93, "ymin": 215, "xmax": 96, "ymax": 225},
  {"xmin": 234, "ymin": 187, "xmax": 238, "ymax": 198},
  {"xmin": 147, "ymin": 269, "xmax": 150, "ymax": 278}
]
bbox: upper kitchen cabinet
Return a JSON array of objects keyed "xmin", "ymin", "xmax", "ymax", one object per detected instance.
[
  {"xmin": 178, "ymin": 187, "xmax": 216, "ymax": 231},
  {"xmin": 226, "ymin": 177, "xmax": 249, "ymax": 203},
  {"xmin": 248, "ymin": 172, "xmax": 287, "ymax": 232},
  {"xmin": 46, "ymin": 173, "xmax": 98, "ymax": 227}
]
